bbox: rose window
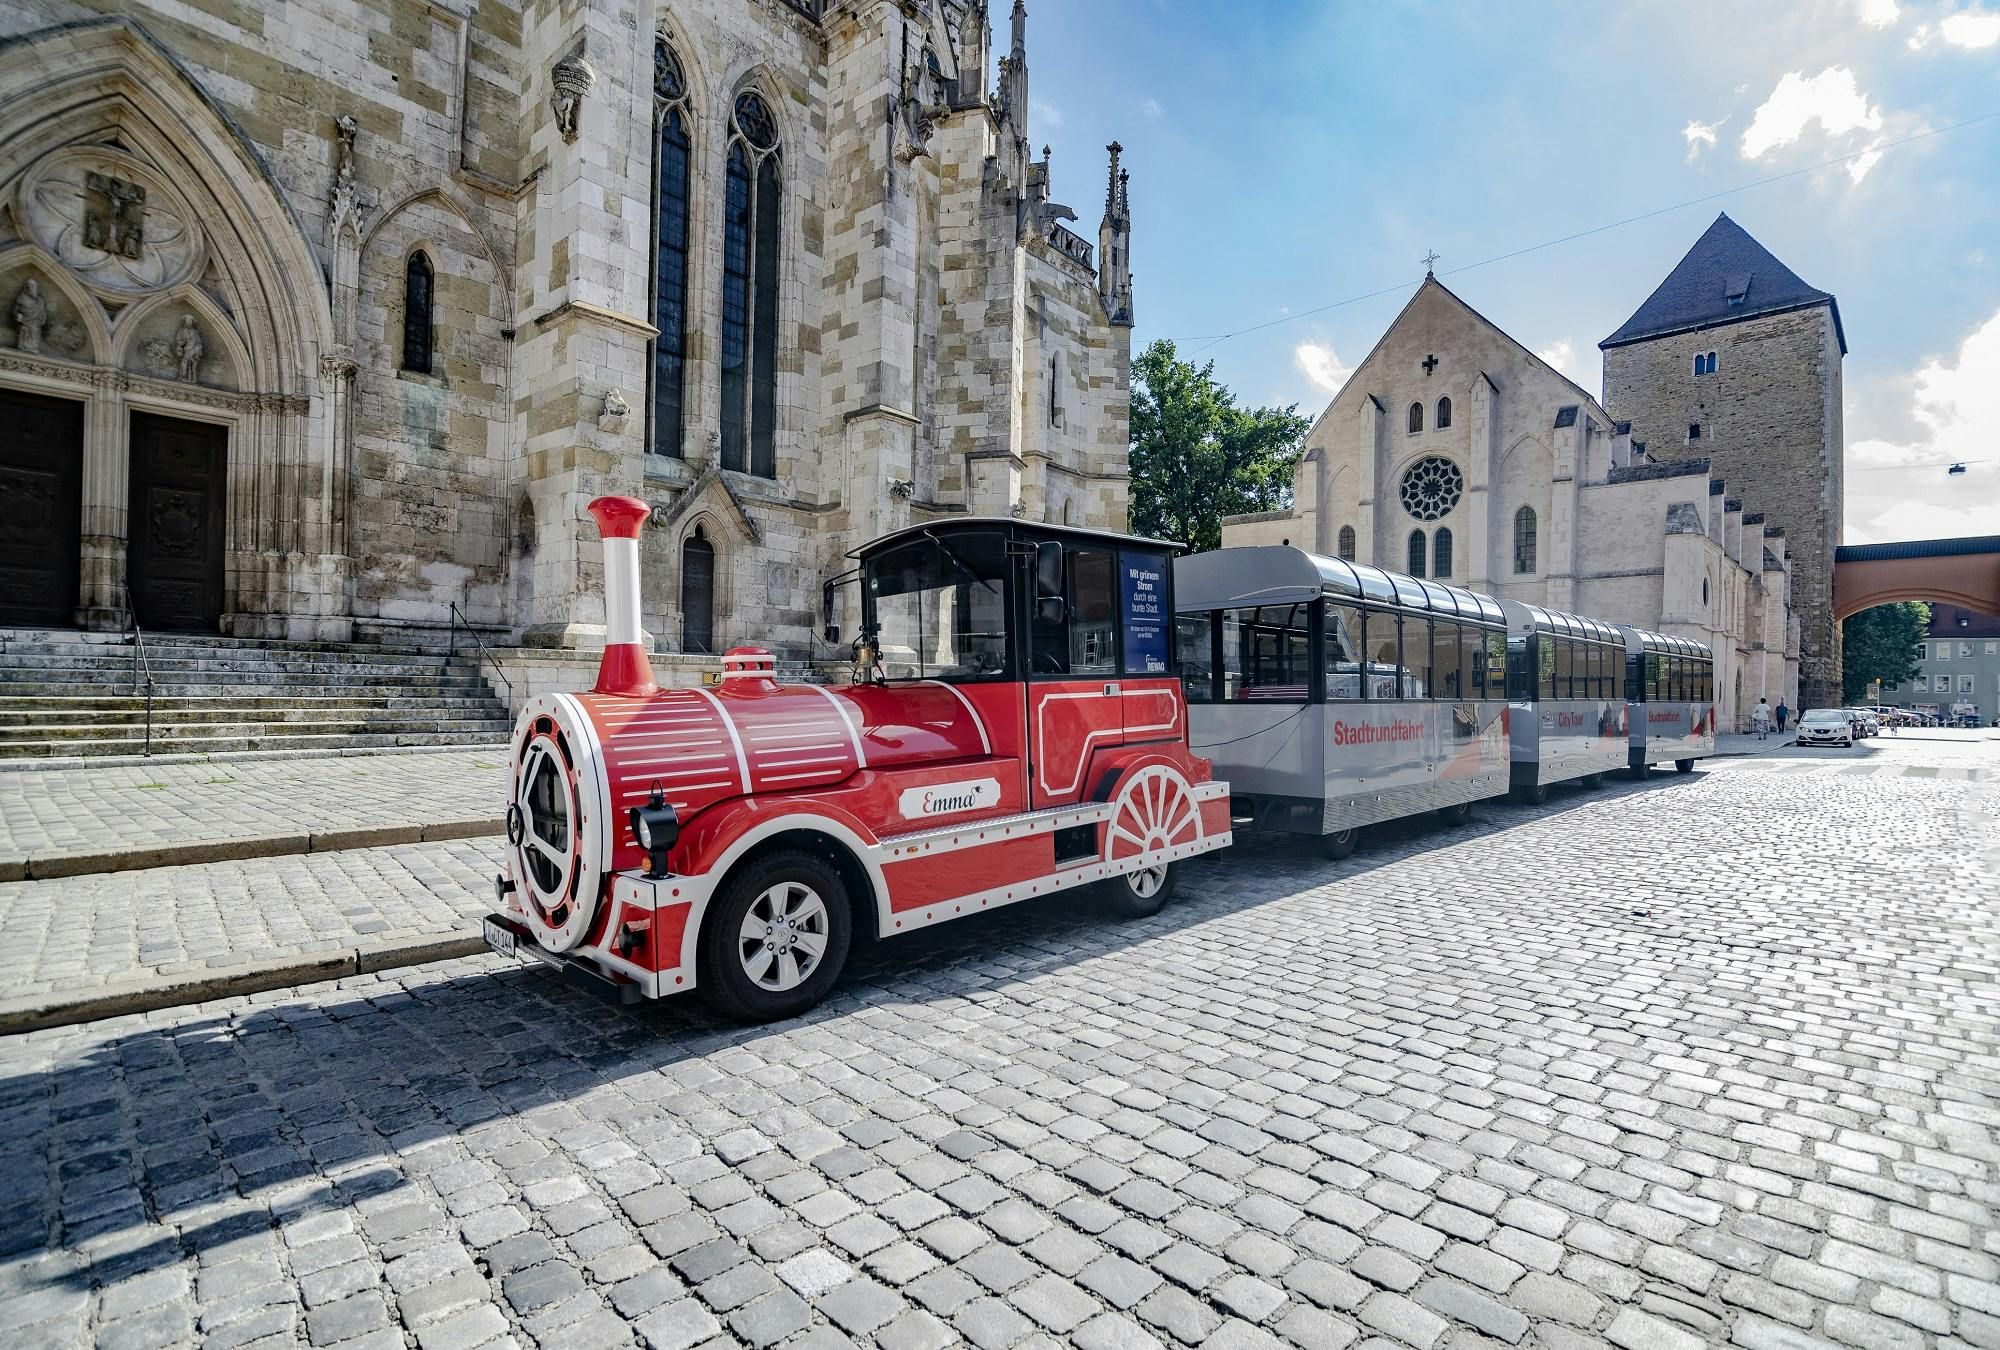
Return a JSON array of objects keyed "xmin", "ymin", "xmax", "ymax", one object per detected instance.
[{"xmin": 1399, "ymin": 456, "xmax": 1463, "ymax": 522}]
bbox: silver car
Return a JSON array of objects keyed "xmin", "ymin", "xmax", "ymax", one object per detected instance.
[{"xmin": 1797, "ymin": 709, "xmax": 1856, "ymax": 746}]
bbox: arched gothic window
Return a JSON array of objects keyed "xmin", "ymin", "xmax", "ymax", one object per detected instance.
[
  {"xmin": 1337, "ymin": 525, "xmax": 1357, "ymax": 560},
  {"xmin": 1407, "ymin": 529, "xmax": 1426, "ymax": 578},
  {"xmin": 1436, "ymin": 396, "xmax": 1452, "ymax": 429},
  {"xmin": 722, "ymin": 90, "xmax": 782, "ymax": 478},
  {"xmin": 401, "ymin": 251, "xmax": 433, "ymax": 373},
  {"xmin": 1433, "ymin": 526, "xmax": 1453, "ymax": 578},
  {"xmin": 1513, "ymin": 506, "xmax": 1538, "ymax": 575},
  {"xmin": 651, "ymin": 37, "xmax": 693, "ymax": 457},
  {"xmin": 681, "ymin": 526, "xmax": 715, "ymax": 653},
  {"xmin": 1407, "ymin": 401, "xmax": 1424, "ymax": 433}
]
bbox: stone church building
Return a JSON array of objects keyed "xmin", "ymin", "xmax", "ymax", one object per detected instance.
[
  {"xmin": 0, "ymin": 0, "xmax": 1134, "ymax": 669},
  {"xmin": 1223, "ymin": 238, "xmax": 1825, "ymax": 730}
]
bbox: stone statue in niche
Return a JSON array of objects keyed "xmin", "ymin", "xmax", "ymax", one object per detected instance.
[
  {"xmin": 550, "ymin": 53, "xmax": 595, "ymax": 144},
  {"xmin": 172, "ymin": 314, "xmax": 205, "ymax": 382},
  {"xmin": 84, "ymin": 171, "xmax": 147, "ymax": 259},
  {"xmin": 10, "ymin": 279, "xmax": 46, "ymax": 354}
]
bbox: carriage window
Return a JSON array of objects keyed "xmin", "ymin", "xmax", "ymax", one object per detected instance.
[
  {"xmin": 867, "ymin": 532, "xmax": 1010, "ymax": 681},
  {"xmin": 1457, "ymin": 624, "xmax": 1486, "ymax": 700},
  {"xmin": 1483, "ymin": 630, "xmax": 1506, "ymax": 697},
  {"xmin": 1554, "ymin": 639, "xmax": 1575, "ymax": 699},
  {"xmin": 1701, "ymin": 661, "xmax": 1713, "ymax": 702},
  {"xmin": 1406, "ymin": 619, "xmax": 1436, "ymax": 700},
  {"xmin": 1432, "ymin": 621, "xmax": 1462, "ymax": 699},
  {"xmin": 1030, "ymin": 544, "xmax": 1117, "ymax": 675},
  {"xmin": 1645, "ymin": 653, "xmax": 1663, "ymax": 701},
  {"xmin": 1222, "ymin": 605, "xmax": 1308, "ymax": 702},
  {"xmin": 1585, "ymin": 643, "xmax": 1605, "ymax": 699},
  {"xmin": 1369, "ymin": 613, "xmax": 1407, "ymax": 699},
  {"xmin": 1323, "ymin": 601, "xmax": 1366, "ymax": 700},
  {"xmin": 1668, "ymin": 656, "xmax": 1684, "ymax": 701},
  {"xmin": 1538, "ymin": 637, "xmax": 1559, "ymax": 701},
  {"xmin": 1176, "ymin": 614, "xmax": 1216, "ymax": 703}
]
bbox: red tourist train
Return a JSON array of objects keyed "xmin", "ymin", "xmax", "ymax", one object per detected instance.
[{"xmin": 484, "ymin": 498, "xmax": 1233, "ymax": 1021}]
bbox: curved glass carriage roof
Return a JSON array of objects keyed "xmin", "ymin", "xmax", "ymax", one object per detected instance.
[
  {"xmin": 1173, "ymin": 545, "xmax": 1506, "ymax": 625},
  {"xmin": 1621, "ymin": 626, "xmax": 1713, "ymax": 659}
]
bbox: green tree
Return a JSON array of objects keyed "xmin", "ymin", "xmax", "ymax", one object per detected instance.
[
  {"xmin": 1129, "ymin": 339, "xmax": 1311, "ymax": 553},
  {"xmin": 1841, "ymin": 601, "xmax": 1930, "ymax": 703}
]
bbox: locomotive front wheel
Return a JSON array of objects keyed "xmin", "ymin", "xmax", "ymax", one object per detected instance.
[
  {"xmin": 1098, "ymin": 860, "xmax": 1180, "ymax": 918},
  {"xmin": 1435, "ymin": 801, "xmax": 1473, "ymax": 827},
  {"xmin": 1675, "ymin": 759, "xmax": 1696, "ymax": 774},
  {"xmin": 700, "ymin": 851, "xmax": 852, "ymax": 1023},
  {"xmin": 1320, "ymin": 827, "xmax": 1359, "ymax": 861}
]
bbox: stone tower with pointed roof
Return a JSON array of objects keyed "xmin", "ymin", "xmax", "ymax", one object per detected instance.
[{"xmin": 1601, "ymin": 213, "xmax": 1844, "ymax": 707}]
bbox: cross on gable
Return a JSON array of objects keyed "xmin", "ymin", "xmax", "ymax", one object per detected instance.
[{"xmin": 1422, "ymin": 354, "xmax": 1439, "ymax": 376}]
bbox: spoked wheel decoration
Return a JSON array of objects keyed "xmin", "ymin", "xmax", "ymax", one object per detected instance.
[
  {"xmin": 512, "ymin": 722, "xmax": 594, "ymax": 951},
  {"xmin": 737, "ymin": 882, "xmax": 831, "ymax": 993},
  {"xmin": 1105, "ymin": 765, "xmax": 1201, "ymax": 890}
]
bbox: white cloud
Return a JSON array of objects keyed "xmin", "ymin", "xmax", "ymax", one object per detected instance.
[
  {"xmin": 1294, "ymin": 342, "xmax": 1352, "ymax": 398},
  {"xmin": 1856, "ymin": 0, "xmax": 1901, "ymax": 26},
  {"xmin": 1940, "ymin": 8, "xmax": 2000, "ymax": 46},
  {"xmin": 1739, "ymin": 67, "xmax": 1882, "ymax": 161},
  {"xmin": 1845, "ymin": 306, "xmax": 2000, "ymax": 544},
  {"xmin": 1139, "ymin": 96, "xmax": 1165, "ymax": 120},
  {"xmin": 1031, "ymin": 100, "xmax": 1063, "ymax": 130},
  {"xmin": 1683, "ymin": 117, "xmax": 1722, "ymax": 162},
  {"xmin": 1536, "ymin": 339, "xmax": 1579, "ymax": 378}
]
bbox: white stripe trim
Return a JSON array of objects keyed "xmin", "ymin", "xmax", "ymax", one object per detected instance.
[
  {"xmin": 808, "ymin": 685, "xmax": 870, "ymax": 768},
  {"xmin": 923, "ymin": 680, "xmax": 991, "ymax": 755},
  {"xmin": 691, "ymin": 686, "xmax": 751, "ymax": 793}
]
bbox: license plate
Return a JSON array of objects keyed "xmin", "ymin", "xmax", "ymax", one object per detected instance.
[{"xmin": 482, "ymin": 917, "xmax": 518, "ymax": 956}]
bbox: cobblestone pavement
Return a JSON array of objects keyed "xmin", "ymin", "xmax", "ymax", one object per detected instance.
[
  {"xmin": 0, "ymin": 734, "xmax": 1993, "ymax": 1350},
  {"xmin": 0, "ymin": 751, "xmax": 509, "ymax": 868},
  {"xmin": 0, "ymin": 839, "xmax": 496, "ymax": 998}
]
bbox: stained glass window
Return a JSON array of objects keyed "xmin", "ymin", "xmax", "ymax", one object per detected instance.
[
  {"xmin": 401, "ymin": 252, "xmax": 433, "ymax": 373},
  {"xmin": 651, "ymin": 37, "xmax": 692, "ymax": 457}
]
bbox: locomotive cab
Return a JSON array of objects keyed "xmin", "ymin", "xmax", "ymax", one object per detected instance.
[{"xmin": 486, "ymin": 504, "xmax": 1231, "ymax": 1022}]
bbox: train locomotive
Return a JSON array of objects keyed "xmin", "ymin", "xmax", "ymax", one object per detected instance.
[{"xmin": 485, "ymin": 498, "xmax": 1232, "ymax": 1021}]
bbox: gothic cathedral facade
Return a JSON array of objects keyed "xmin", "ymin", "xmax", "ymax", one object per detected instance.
[{"xmin": 0, "ymin": 1, "xmax": 1135, "ymax": 660}]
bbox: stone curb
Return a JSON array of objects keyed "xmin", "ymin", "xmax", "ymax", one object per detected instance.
[
  {"xmin": 0, "ymin": 818, "xmax": 504, "ymax": 883},
  {"xmin": 0, "ymin": 932, "xmax": 490, "ymax": 1036}
]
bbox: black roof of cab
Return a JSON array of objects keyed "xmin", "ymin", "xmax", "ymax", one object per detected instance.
[{"xmin": 851, "ymin": 517, "xmax": 1184, "ymax": 562}]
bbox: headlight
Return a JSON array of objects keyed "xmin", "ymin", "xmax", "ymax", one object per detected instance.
[{"xmin": 628, "ymin": 786, "xmax": 679, "ymax": 879}]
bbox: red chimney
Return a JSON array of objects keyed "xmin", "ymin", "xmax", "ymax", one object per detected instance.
[{"xmin": 588, "ymin": 496, "xmax": 658, "ymax": 698}]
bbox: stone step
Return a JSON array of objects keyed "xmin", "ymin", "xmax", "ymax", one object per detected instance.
[
  {"xmin": 0, "ymin": 728, "xmax": 512, "ymax": 758},
  {"xmin": 0, "ymin": 698, "xmax": 498, "ymax": 726},
  {"xmin": 0, "ymin": 668, "xmax": 492, "ymax": 691},
  {"xmin": 0, "ymin": 651, "xmax": 487, "ymax": 676},
  {"xmin": 0, "ymin": 629, "xmax": 442, "ymax": 658},
  {"xmin": 0, "ymin": 715, "xmax": 513, "ymax": 745}
]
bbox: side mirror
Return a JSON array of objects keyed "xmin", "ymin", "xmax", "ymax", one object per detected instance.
[
  {"xmin": 1034, "ymin": 540, "xmax": 1064, "ymax": 600},
  {"xmin": 1037, "ymin": 595, "xmax": 1067, "ymax": 626}
]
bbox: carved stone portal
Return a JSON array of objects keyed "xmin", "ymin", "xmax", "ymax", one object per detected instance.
[
  {"xmin": 173, "ymin": 315, "xmax": 205, "ymax": 382},
  {"xmin": 84, "ymin": 171, "xmax": 147, "ymax": 259},
  {"xmin": 10, "ymin": 279, "xmax": 46, "ymax": 354}
]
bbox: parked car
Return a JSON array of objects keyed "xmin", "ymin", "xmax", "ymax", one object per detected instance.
[
  {"xmin": 1844, "ymin": 708, "xmax": 1879, "ymax": 738},
  {"xmin": 1797, "ymin": 708, "xmax": 1858, "ymax": 747}
]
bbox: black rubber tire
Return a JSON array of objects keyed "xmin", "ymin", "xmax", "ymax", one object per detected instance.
[
  {"xmin": 698, "ymin": 850, "xmax": 853, "ymax": 1024},
  {"xmin": 1582, "ymin": 772, "xmax": 1605, "ymax": 789},
  {"xmin": 1097, "ymin": 860, "xmax": 1180, "ymax": 918},
  {"xmin": 1629, "ymin": 762, "xmax": 1652, "ymax": 781},
  {"xmin": 1320, "ymin": 827, "xmax": 1359, "ymax": 860},
  {"xmin": 1674, "ymin": 759, "xmax": 1695, "ymax": 773},
  {"xmin": 1435, "ymin": 801, "xmax": 1473, "ymax": 827},
  {"xmin": 1512, "ymin": 780, "xmax": 1548, "ymax": 805}
]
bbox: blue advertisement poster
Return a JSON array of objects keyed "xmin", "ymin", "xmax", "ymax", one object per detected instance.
[{"xmin": 1120, "ymin": 553, "xmax": 1168, "ymax": 674}]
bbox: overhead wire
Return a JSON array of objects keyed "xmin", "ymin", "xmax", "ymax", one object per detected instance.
[{"xmin": 1180, "ymin": 109, "xmax": 2000, "ymax": 357}]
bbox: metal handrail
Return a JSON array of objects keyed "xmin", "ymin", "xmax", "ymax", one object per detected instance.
[
  {"xmin": 447, "ymin": 601, "xmax": 514, "ymax": 704},
  {"xmin": 130, "ymin": 620, "xmax": 155, "ymax": 757}
]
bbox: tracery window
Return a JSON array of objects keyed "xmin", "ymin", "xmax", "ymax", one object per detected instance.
[
  {"xmin": 401, "ymin": 251, "xmax": 433, "ymax": 373},
  {"xmin": 1407, "ymin": 529, "xmax": 1426, "ymax": 579},
  {"xmin": 1399, "ymin": 456, "xmax": 1463, "ymax": 521},
  {"xmin": 1433, "ymin": 526, "xmax": 1453, "ymax": 578},
  {"xmin": 1514, "ymin": 506, "xmax": 1538, "ymax": 575},
  {"xmin": 722, "ymin": 90, "xmax": 782, "ymax": 478},
  {"xmin": 1436, "ymin": 396, "xmax": 1452, "ymax": 429},
  {"xmin": 1407, "ymin": 401, "xmax": 1423, "ymax": 433},
  {"xmin": 651, "ymin": 37, "xmax": 693, "ymax": 457},
  {"xmin": 1336, "ymin": 525, "xmax": 1356, "ymax": 560}
]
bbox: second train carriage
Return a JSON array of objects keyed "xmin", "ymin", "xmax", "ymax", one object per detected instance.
[
  {"xmin": 1173, "ymin": 547, "xmax": 1512, "ymax": 857},
  {"xmin": 1499, "ymin": 601, "xmax": 1632, "ymax": 803},
  {"xmin": 1619, "ymin": 626, "xmax": 1716, "ymax": 775}
]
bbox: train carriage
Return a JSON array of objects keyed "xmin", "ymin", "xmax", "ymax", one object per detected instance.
[
  {"xmin": 1500, "ymin": 601, "xmax": 1631, "ymax": 802},
  {"xmin": 1619, "ymin": 626, "xmax": 1716, "ymax": 775},
  {"xmin": 1173, "ymin": 546, "xmax": 1511, "ymax": 857},
  {"xmin": 485, "ymin": 499, "xmax": 1231, "ymax": 1022}
]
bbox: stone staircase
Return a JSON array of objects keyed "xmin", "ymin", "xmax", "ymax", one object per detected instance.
[{"xmin": 0, "ymin": 629, "xmax": 515, "ymax": 761}]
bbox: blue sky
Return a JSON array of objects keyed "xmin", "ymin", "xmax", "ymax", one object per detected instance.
[{"xmin": 1018, "ymin": 0, "xmax": 2000, "ymax": 545}]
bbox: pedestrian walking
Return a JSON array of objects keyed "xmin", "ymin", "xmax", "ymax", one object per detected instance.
[
  {"xmin": 1775, "ymin": 700, "xmax": 1788, "ymax": 734},
  {"xmin": 1752, "ymin": 697, "xmax": 1772, "ymax": 741}
]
